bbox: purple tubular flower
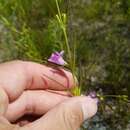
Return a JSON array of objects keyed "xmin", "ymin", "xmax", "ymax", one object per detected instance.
[
  {"xmin": 88, "ymin": 91, "xmax": 99, "ymax": 104},
  {"xmin": 48, "ymin": 51, "xmax": 67, "ymax": 65},
  {"xmin": 88, "ymin": 91, "xmax": 97, "ymax": 99}
]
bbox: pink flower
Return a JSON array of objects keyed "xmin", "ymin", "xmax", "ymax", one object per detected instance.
[
  {"xmin": 48, "ymin": 51, "xmax": 67, "ymax": 65},
  {"xmin": 89, "ymin": 91, "xmax": 97, "ymax": 99},
  {"xmin": 88, "ymin": 91, "xmax": 99, "ymax": 104}
]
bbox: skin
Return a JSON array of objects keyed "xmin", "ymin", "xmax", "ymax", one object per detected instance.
[{"xmin": 0, "ymin": 60, "xmax": 98, "ymax": 130}]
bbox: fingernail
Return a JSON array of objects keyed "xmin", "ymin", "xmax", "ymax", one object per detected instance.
[
  {"xmin": 81, "ymin": 97, "xmax": 98, "ymax": 120},
  {"xmin": 81, "ymin": 102, "xmax": 89, "ymax": 120}
]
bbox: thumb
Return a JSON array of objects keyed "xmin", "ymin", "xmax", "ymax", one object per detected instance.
[{"xmin": 21, "ymin": 96, "xmax": 98, "ymax": 130}]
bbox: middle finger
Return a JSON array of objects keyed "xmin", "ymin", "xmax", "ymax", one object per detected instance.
[{"xmin": 5, "ymin": 90, "xmax": 71, "ymax": 122}]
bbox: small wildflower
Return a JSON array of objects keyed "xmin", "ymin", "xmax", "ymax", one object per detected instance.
[
  {"xmin": 48, "ymin": 51, "xmax": 67, "ymax": 65},
  {"xmin": 89, "ymin": 91, "xmax": 97, "ymax": 99}
]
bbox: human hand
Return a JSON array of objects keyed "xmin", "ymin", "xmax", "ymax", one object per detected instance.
[{"xmin": 0, "ymin": 60, "xmax": 98, "ymax": 130}]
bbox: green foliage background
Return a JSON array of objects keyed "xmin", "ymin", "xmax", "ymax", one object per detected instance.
[{"xmin": 0, "ymin": 0, "xmax": 130, "ymax": 130}]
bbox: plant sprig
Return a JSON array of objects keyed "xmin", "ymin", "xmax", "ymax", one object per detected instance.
[{"xmin": 55, "ymin": 0, "xmax": 81, "ymax": 96}]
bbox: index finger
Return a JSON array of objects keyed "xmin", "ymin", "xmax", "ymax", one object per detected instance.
[
  {"xmin": 25, "ymin": 61, "xmax": 76, "ymax": 91},
  {"xmin": 0, "ymin": 61, "xmax": 76, "ymax": 102}
]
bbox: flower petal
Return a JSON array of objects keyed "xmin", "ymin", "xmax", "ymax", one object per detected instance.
[{"xmin": 48, "ymin": 51, "xmax": 67, "ymax": 66}]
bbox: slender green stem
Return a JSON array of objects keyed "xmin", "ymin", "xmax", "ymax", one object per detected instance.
[
  {"xmin": 55, "ymin": 1, "xmax": 73, "ymax": 70},
  {"xmin": 102, "ymin": 95, "xmax": 126, "ymax": 98},
  {"xmin": 62, "ymin": 28, "xmax": 72, "ymax": 65},
  {"xmin": 55, "ymin": 0, "xmax": 72, "ymax": 64},
  {"xmin": 55, "ymin": 0, "xmax": 80, "ymax": 95},
  {"xmin": 55, "ymin": 0, "xmax": 62, "ymax": 22},
  {"xmin": 98, "ymin": 94, "xmax": 128, "ymax": 102},
  {"xmin": 63, "ymin": 27, "xmax": 77, "ymax": 90}
]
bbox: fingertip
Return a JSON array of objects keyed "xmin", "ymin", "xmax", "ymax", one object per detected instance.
[
  {"xmin": 80, "ymin": 96, "xmax": 98, "ymax": 120},
  {"xmin": 24, "ymin": 61, "xmax": 76, "ymax": 90}
]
